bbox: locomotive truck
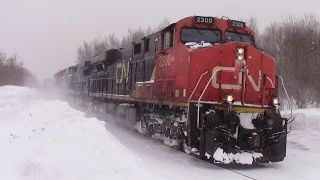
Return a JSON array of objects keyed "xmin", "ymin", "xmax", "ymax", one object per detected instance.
[{"xmin": 54, "ymin": 16, "xmax": 288, "ymax": 164}]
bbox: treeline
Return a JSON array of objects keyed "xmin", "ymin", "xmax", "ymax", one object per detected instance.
[
  {"xmin": 0, "ymin": 50, "xmax": 38, "ymax": 87},
  {"xmin": 76, "ymin": 14, "xmax": 320, "ymax": 109},
  {"xmin": 258, "ymin": 14, "xmax": 320, "ymax": 109},
  {"xmin": 77, "ymin": 18, "xmax": 170, "ymax": 63}
]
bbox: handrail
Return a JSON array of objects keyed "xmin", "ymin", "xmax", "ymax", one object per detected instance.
[
  {"xmin": 196, "ymin": 71, "xmax": 218, "ymax": 128},
  {"xmin": 278, "ymin": 76, "xmax": 292, "ymax": 118},
  {"xmin": 186, "ymin": 70, "xmax": 210, "ymax": 126},
  {"xmin": 188, "ymin": 70, "xmax": 210, "ymax": 102},
  {"xmin": 85, "ymin": 80, "xmax": 93, "ymax": 93},
  {"xmin": 266, "ymin": 76, "xmax": 275, "ymax": 88}
]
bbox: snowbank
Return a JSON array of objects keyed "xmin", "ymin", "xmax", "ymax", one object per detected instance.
[
  {"xmin": 0, "ymin": 86, "xmax": 157, "ymax": 180},
  {"xmin": 211, "ymin": 148, "xmax": 262, "ymax": 165},
  {"xmin": 282, "ymin": 108, "xmax": 320, "ymax": 131},
  {"xmin": 282, "ymin": 108, "xmax": 320, "ymax": 155}
]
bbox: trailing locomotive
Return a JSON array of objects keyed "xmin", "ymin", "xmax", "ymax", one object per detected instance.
[{"xmin": 54, "ymin": 16, "xmax": 288, "ymax": 164}]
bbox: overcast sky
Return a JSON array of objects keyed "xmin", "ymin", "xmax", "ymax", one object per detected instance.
[{"xmin": 1, "ymin": 0, "xmax": 320, "ymax": 82}]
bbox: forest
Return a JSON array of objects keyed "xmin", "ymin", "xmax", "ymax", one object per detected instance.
[{"xmin": 0, "ymin": 51, "xmax": 38, "ymax": 87}]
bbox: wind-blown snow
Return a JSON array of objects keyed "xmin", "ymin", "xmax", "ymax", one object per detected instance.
[
  {"xmin": 282, "ymin": 108, "xmax": 320, "ymax": 131},
  {"xmin": 0, "ymin": 86, "xmax": 158, "ymax": 180}
]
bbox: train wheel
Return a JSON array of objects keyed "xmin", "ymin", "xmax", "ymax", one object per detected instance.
[
  {"xmin": 183, "ymin": 142, "xmax": 192, "ymax": 154},
  {"xmin": 135, "ymin": 114, "xmax": 154, "ymax": 137},
  {"xmin": 163, "ymin": 136, "xmax": 182, "ymax": 150},
  {"xmin": 162, "ymin": 127, "xmax": 183, "ymax": 150},
  {"xmin": 135, "ymin": 116, "xmax": 148, "ymax": 134},
  {"xmin": 135, "ymin": 120, "xmax": 148, "ymax": 134}
]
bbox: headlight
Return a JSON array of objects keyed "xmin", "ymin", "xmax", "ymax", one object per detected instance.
[
  {"xmin": 236, "ymin": 47, "xmax": 245, "ymax": 61},
  {"xmin": 224, "ymin": 94, "xmax": 234, "ymax": 104},
  {"xmin": 237, "ymin": 48, "xmax": 244, "ymax": 54},
  {"xmin": 238, "ymin": 55, "xmax": 244, "ymax": 61},
  {"xmin": 272, "ymin": 97, "xmax": 279, "ymax": 106}
]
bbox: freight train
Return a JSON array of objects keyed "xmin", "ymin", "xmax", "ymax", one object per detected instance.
[{"xmin": 53, "ymin": 16, "xmax": 288, "ymax": 164}]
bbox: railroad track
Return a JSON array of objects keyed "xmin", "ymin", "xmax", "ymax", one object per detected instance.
[
  {"xmin": 216, "ymin": 163, "xmax": 313, "ymax": 180},
  {"xmin": 215, "ymin": 164, "xmax": 259, "ymax": 180},
  {"xmin": 259, "ymin": 164, "xmax": 312, "ymax": 180}
]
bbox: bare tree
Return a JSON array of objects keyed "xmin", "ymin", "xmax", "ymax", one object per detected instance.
[
  {"xmin": 92, "ymin": 35, "xmax": 109, "ymax": 56},
  {"xmin": 107, "ymin": 33, "xmax": 121, "ymax": 49},
  {"xmin": 260, "ymin": 13, "xmax": 320, "ymax": 108},
  {"xmin": 0, "ymin": 50, "xmax": 38, "ymax": 87},
  {"xmin": 156, "ymin": 18, "xmax": 170, "ymax": 31},
  {"xmin": 120, "ymin": 27, "xmax": 146, "ymax": 48},
  {"xmin": 246, "ymin": 16, "xmax": 259, "ymax": 37},
  {"xmin": 76, "ymin": 17, "xmax": 171, "ymax": 61},
  {"xmin": 77, "ymin": 41, "xmax": 93, "ymax": 63}
]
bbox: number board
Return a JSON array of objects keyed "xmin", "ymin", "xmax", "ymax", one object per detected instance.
[
  {"xmin": 230, "ymin": 20, "xmax": 246, "ymax": 28},
  {"xmin": 194, "ymin": 16, "xmax": 214, "ymax": 24}
]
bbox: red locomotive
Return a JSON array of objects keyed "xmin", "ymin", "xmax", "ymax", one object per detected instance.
[{"xmin": 54, "ymin": 16, "xmax": 287, "ymax": 164}]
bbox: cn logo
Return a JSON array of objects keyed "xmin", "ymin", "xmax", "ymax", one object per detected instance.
[
  {"xmin": 116, "ymin": 61, "xmax": 130, "ymax": 84},
  {"xmin": 211, "ymin": 66, "xmax": 261, "ymax": 92}
]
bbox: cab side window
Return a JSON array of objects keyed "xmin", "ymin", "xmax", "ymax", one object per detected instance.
[
  {"xmin": 134, "ymin": 43, "xmax": 141, "ymax": 54},
  {"xmin": 144, "ymin": 38, "xmax": 150, "ymax": 52},
  {"xmin": 161, "ymin": 29, "xmax": 174, "ymax": 49}
]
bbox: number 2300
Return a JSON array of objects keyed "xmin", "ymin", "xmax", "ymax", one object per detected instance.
[{"xmin": 196, "ymin": 17, "xmax": 213, "ymax": 24}]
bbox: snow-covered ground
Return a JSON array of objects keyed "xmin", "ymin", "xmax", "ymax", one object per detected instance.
[
  {"xmin": 0, "ymin": 86, "xmax": 159, "ymax": 180},
  {"xmin": 0, "ymin": 86, "xmax": 320, "ymax": 180}
]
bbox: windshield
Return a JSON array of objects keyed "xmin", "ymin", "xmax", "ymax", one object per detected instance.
[
  {"xmin": 225, "ymin": 31, "xmax": 254, "ymax": 45},
  {"xmin": 181, "ymin": 28, "xmax": 221, "ymax": 43}
]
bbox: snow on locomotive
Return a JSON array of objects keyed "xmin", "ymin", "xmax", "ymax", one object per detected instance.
[{"xmin": 54, "ymin": 16, "xmax": 288, "ymax": 164}]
